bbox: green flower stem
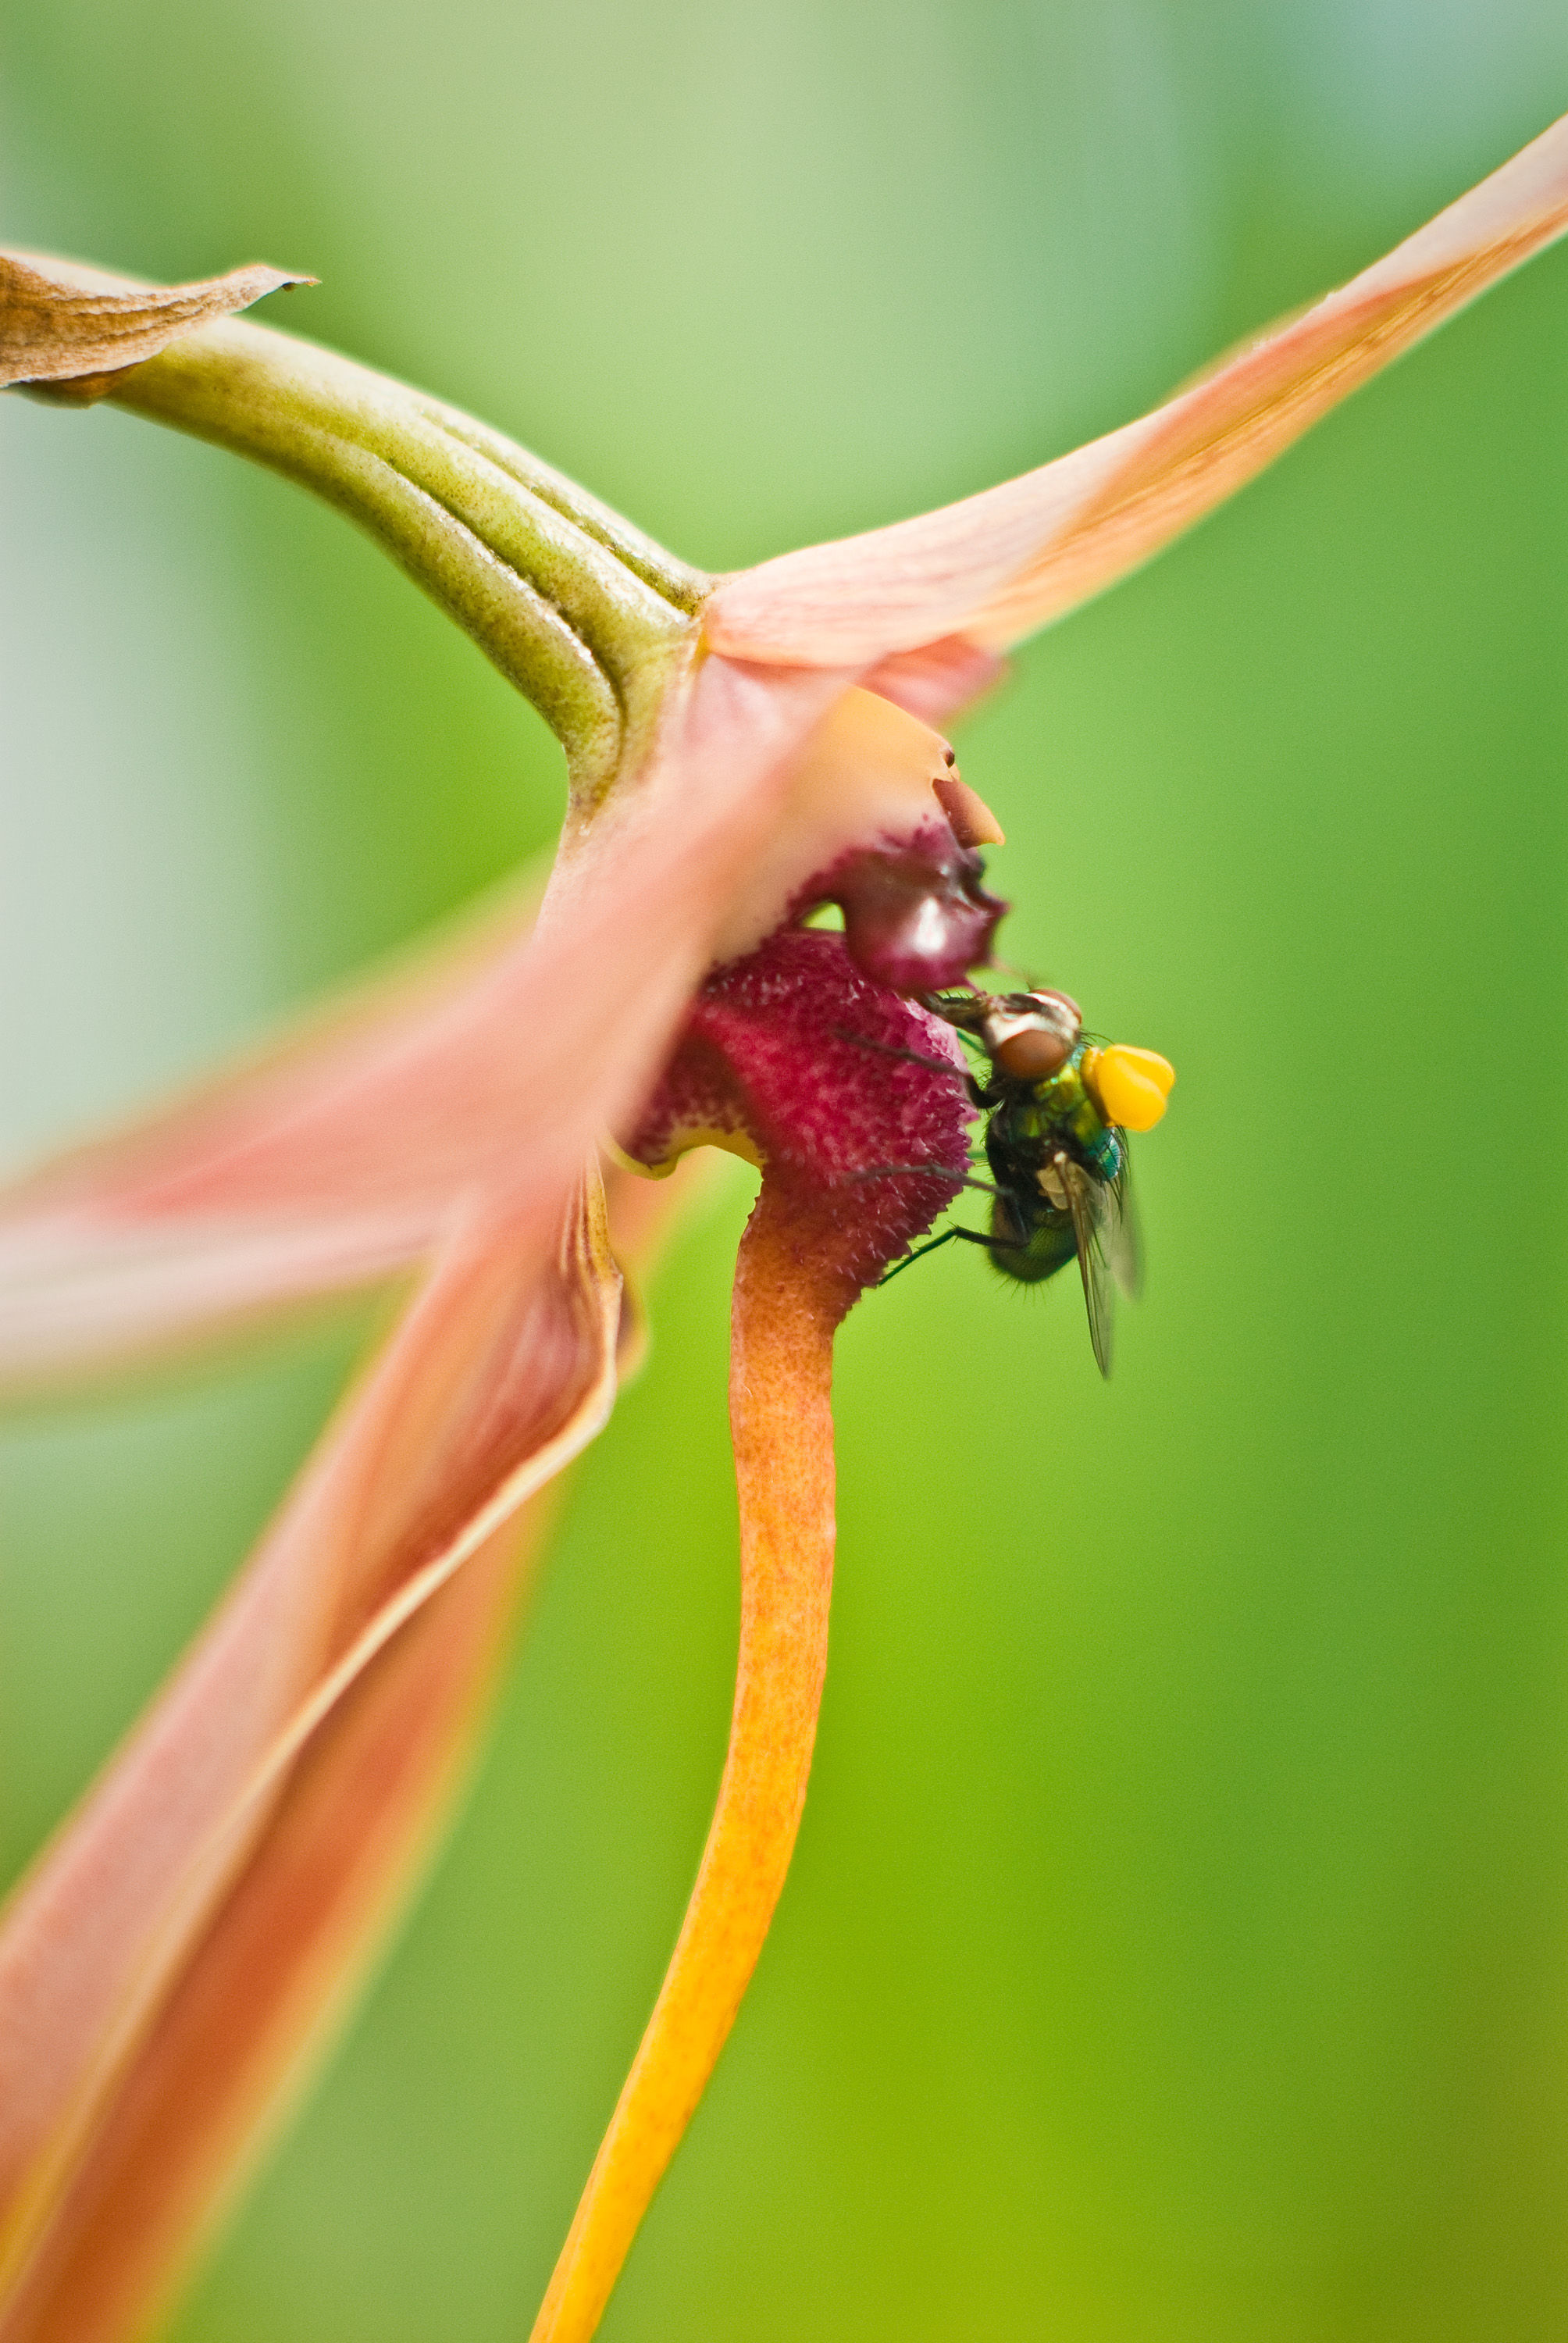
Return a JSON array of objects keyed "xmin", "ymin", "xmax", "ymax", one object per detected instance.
[{"xmin": 101, "ymin": 319, "xmax": 708, "ymax": 803}]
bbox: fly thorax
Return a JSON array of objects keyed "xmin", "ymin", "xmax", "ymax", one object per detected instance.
[{"xmin": 1031, "ymin": 1054, "xmax": 1090, "ymax": 1122}]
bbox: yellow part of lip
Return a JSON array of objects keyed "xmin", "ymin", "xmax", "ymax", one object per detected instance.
[{"xmin": 1082, "ymin": 1044, "xmax": 1176, "ymax": 1133}]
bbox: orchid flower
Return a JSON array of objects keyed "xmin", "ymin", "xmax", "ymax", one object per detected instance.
[{"xmin": 2, "ymin": 109, "xmax": 1566, "ymax": 2343}]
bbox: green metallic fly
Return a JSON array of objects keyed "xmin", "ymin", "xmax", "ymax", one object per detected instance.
[{"xmin": 886, "ymin": 986, "xmax": 1174, "ymax": 1377}]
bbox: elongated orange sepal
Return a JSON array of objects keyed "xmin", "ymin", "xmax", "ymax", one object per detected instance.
[{"xmin": 529, "ymin": 1183, "xmax": 841, "ymax": 2343}]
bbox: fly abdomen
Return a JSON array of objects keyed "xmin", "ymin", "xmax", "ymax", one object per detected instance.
[{"xmin": 987, "ymin": 1196, "xmax": 1078, "ymax": 1286}]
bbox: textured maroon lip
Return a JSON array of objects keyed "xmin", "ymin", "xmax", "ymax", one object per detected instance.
[
  {"xmin": 627, "ymin": 929, "xmax": 975, "ymax": 1305},
  {"xmin": 788, "ymin": 819, "xmax": 1007, "ymax": 995}
]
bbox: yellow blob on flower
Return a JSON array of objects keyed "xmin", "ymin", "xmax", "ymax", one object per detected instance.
[{"xmin": 1082, "ymin": 1044, "xmax": 1176, "ymax": 1132}]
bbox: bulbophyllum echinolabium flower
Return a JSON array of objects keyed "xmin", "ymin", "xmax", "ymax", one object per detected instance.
[
  {"xmin": 0, "ymin": 109, "xmax": 1565, "ymax": 2343},
  {"xmin": 532, "ymin": 930, "xmax": 979, "ymax": 2343}
]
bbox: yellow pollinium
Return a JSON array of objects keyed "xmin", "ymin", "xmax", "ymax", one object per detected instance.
[{"xmin": 1082, "ymin": 1044, "xmax": 1176, "ymax": 1132}]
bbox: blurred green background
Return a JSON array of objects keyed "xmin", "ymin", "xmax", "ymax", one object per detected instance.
[{"xmin": 4, "ymin": 4, "xmax": 1568, "ymax": 2338}]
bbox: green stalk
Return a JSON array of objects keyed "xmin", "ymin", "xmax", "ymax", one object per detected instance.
[{"xmin": 98, "ymin": 319, "xmax": 708, "ymax": 804}]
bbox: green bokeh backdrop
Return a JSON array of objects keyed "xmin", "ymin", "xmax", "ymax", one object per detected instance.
[{"xmin": 4, "ymin": 5, "xmax": 1568, "ymax": 2338}]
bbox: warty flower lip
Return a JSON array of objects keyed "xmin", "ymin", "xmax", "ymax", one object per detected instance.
[{"xmin": 0, "ymin": 107, "xmax": 1566, "ymax": 2343}]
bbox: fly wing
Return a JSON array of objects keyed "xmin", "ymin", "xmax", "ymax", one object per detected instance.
[
  {"xmin": 1060, "ymin": 1155, "xmax": 1117, "ymax": 1378},
  {"xmin": 1105, "ymin": 1150, "xmax": 1142, "ymax": 1301}
]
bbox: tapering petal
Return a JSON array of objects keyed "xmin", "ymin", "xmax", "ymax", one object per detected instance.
[
  {"xmin": 706, "ymin": 111, "xmax": 1568, "ymax": 669},
  {"xmin": 0, "ymin": 883, "xmax": 545, "ymax": 1396},
  {"xmin": 0, "ymin": 1168, "xmax": 622, "ymax": 2336},
  {"xmin": 1, "ymin": 1509, "xmax": 549, "ymax": 2343},
  {"xmin": 0, "ymin": 253, "xmax": 311, "ymax": 390}
]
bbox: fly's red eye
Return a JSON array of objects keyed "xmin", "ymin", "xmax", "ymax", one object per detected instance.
[{"xmin": 992, "ymin": 1025, "xmax": 1072, "ymax": 1079}]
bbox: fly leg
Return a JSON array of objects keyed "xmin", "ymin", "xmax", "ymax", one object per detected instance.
[
  {"xmin": 831, "ymin": 1027, "xmax": 987, "ymax": 1109},
  {"xmin": 878, "ymin": 1225, "xmax": 1007, "ymax": 1285},
  {"xmin": 842, "ymin": 1164, "xmax": 1005, "ymax": 1199}
]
